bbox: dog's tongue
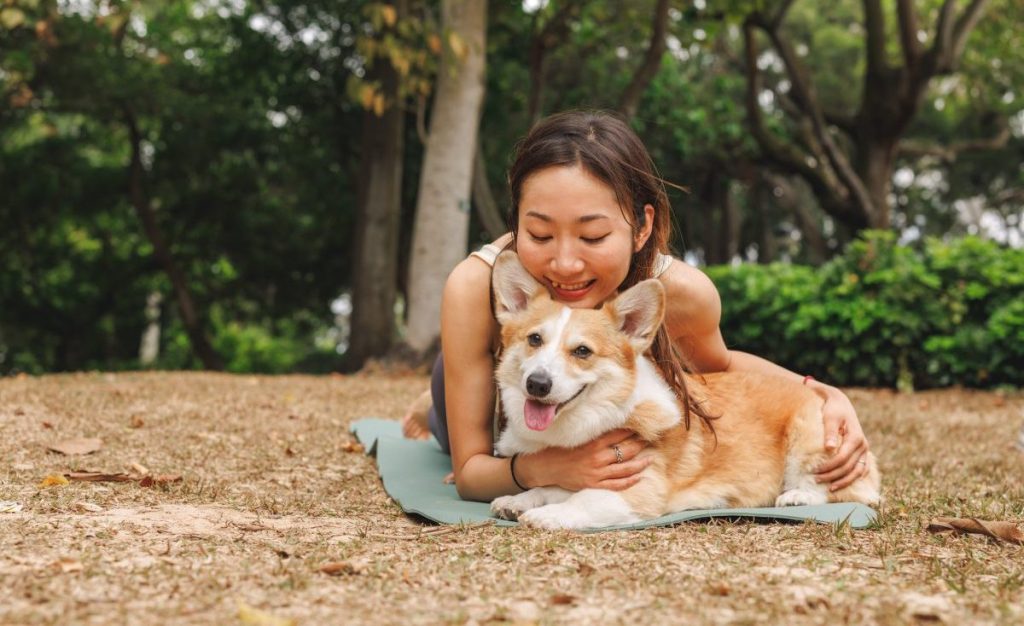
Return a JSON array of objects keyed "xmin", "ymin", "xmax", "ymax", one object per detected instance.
[{"xmin": 524, "ymin": 399, "xmax": 557, "ymax": 431}]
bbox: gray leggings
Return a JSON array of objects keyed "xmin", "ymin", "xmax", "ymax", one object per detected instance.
[{"xmin": 427, "ymin": 352, "xmax": 452, "ymax": 454}]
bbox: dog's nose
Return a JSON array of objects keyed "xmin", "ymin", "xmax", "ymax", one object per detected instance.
[{"xmin": 526, "ymin": 372, "xmax": 552, "ymax": 398}]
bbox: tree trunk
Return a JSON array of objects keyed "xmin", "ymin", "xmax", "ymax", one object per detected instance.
[
  {"xmin": 856, "ymin": 138, "xmax": 897, "ymax": 229},
  {"xmin": 124, "ymin": 107, "xmax": 223, "ymax": 371},
  {"xmin": 404, "ymin": 0, "xmax": 487, "ymax": 353},
  {"xmin": 472, "ymin": 140, "xmax": 507, "ymax": 240},
  {"xmin": 346, "ymin": 56, "xmax": 405, "ymax": 370}
]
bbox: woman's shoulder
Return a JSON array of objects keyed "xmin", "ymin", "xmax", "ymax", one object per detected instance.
[{"xmin": 657, "ymin": 256, "xmax": 722, "ymax": 334}]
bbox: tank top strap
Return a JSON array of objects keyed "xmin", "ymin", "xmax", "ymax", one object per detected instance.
[
  {"xmin": 469, "ymin": 242, "xmax": 504, "ymax": 267},
  {"xmin": 653, "ymin": 252, "xmax": 673, "ymax": 277}
]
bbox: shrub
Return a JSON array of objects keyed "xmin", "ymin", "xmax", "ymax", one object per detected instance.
[{"xmin": 708, "ymin": 232, "xmax": 1024, "ymax": 389}]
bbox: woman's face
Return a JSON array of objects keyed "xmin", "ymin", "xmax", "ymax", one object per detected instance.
[{"xmin": 516, "ymin": 165, "xmax": 653, "ymax": 309}]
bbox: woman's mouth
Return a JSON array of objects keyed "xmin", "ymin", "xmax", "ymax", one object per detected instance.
[{"xmin": 549, "ymin": 279, "xmax": 596, "ymax": 301}]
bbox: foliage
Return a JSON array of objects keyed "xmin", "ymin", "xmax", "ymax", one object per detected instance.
[{"xmin": 709, "ymin": 232, "xmax": 1024, "ymax": 389}]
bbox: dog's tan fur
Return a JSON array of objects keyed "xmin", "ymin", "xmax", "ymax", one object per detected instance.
[
  {"xmin": 490, "ymin": 251, "xmax": 880, "ymax": 527},
  {"xmin": 620, "ymin": 373, "xmax": 880, "ymax": 518}
]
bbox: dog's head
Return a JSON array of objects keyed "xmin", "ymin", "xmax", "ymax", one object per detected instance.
[{"xmin": 492, "ymin": 251, "xmax": 665, "ymax": 446}]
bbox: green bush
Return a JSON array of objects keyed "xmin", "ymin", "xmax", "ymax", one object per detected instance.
[{"xmin": 707, "ymin": 232, "xmax": 1024, "ymax": 389}]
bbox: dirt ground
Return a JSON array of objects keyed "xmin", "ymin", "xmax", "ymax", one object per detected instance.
[{"xmin": 1, "ymin": 371, "xmax": 1022, "ymax": 625}]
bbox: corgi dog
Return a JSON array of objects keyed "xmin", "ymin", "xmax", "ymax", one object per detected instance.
[{"xmin": 489, "ymin": 252, "xmax": 880, "ymax": 530}]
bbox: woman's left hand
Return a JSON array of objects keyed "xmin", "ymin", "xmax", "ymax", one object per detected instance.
[{"xmin": 813, "ymin": 385, "xmax": 870, "ymax": 491}]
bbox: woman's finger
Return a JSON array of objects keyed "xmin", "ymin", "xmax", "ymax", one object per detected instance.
[
  {"xmin": 828, "ymin": 454, "xmax": 870, "ymax": 491},
  {"xmin": 816, "ymin": 440, "xmax": 868, "ymax": 485},
  {"xmin": 816, "ymin": 433, "xmax": 866, "ymax": 475},
  {"xmin": 597, "ymin": 473, "xmax": 645, "ymax": 492},
  {"xmin": 602, "ymin": 456, "xmax": 651, "ymax": 480}
]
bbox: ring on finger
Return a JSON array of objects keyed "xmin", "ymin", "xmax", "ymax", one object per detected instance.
[{"xmin": 612, "ymin": 444, "xmax": 624, "ymax": 464}]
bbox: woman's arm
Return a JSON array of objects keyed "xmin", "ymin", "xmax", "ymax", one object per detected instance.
[
  {"xmin": 442, "ymin": 257, "xmax": 522, "ymax": 501},
  {"xmin": 661, "ymin": 261, "xmax": 871, "ymax": 491}
]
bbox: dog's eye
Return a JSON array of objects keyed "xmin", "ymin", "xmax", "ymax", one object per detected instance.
[
  {"xmin": 527, "ymin": 333, "xmax": 543, "ymax": 347},
  {"xmin": 572, "ymin": 345, "xmax": 592, "ymax": 359}
]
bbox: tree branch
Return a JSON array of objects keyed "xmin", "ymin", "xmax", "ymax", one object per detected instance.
[
  {"xmin": 897, "ymin": 121, "xmax": 1011, "ymax": 163},
  {"xmin": 618, "ymin": 0, "xmax": 670, "ymax": 121},
  {"xmin": 742, "ymin": 22, "xmax": 859, "ymax": 226},
  {"xmin": 895, "ymin": 0, "xmax": 922, "ymax": 69},
  {"xmin": 527, "ymin": 0, "xmax": 585, "ymax": 124},
  {"xmin": 862, "ymin": 0, "xmax": 888, "ymax": 76},
  {"xmin": 930, "ymin": 0, "xmax": 990, "ymax": 73},
  {"xmin": 751, "ymin": 14, "xmax": 878, "ymax": 226}
]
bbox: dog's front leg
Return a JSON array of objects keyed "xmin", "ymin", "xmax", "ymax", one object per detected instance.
[
  {"xmin": 491, "ymin": 486, "xmax": 572, "ymax": 521},
  {"xmin": 518, "ymin": 489, "xmax": 641, "ymax": 530}
]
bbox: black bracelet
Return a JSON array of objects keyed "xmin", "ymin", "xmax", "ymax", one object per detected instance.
[{"xmin": 509, "ymin": 453, "xmax": 527, "ymax": 491}]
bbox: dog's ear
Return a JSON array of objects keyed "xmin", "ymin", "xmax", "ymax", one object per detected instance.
[
  {"xmin": 610, "ymin": 279, "xmax": 665, "ymax": 352},
  {"xmin": 492, "ymin": 251, "xmax": 545, "ymax": 324}
]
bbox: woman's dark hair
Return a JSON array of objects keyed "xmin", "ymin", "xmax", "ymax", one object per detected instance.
[{"xmin": 505, "ymin": 110, "xmax": 716, "ymax": 434}]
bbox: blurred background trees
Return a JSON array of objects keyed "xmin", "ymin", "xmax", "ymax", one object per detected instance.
[{"xmin": 1, "ymin": 0, "xmax": 1021, "ymax": 384}]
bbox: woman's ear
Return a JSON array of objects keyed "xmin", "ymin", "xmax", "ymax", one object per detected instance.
[{"xmin": 634, "ymin": 204, "xmax": 655, "ymax": 252}]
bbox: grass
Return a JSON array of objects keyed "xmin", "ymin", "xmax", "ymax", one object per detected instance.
[{"xmin": 1, "ymin": 371, "xmax": 1022, "ymax": 625}]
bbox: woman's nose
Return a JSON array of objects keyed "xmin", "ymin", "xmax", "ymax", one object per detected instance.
[{"xmin": 550, "ymin": 242, "xmax": 584, "ymax": 275}]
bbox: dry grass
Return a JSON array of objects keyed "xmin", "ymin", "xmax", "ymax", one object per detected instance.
[{"xmin": 1, "ymin": 371, "xmax": 1022, "ymax": 625}]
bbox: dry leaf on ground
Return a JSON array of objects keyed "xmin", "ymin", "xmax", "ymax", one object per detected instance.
[
  {"xmin": 139, "ymin": 474, "xmax": 182, "ymax": 487},
  {"xmin": 51, "ymin": 558, "xmax": 83, "ymax": 574},
  {"xmin": 341, "ymin": 440, "xmax": 364, "ymax": 454},
  {"xmin": 237, "ymin": 601, "xmax": 297, "ymax": 626},
  {"xmin": 47, "ymin": 438, "xmax": 103, "ymax": 455},
  {"xmin": 74, "ymin": 502, "xmax": 103, "ymax": 513},
  {"xmin": 319, "ymin": 558, "xmax": 370, "ymax": 576},
  {"xmin": 65, "ymin": 471, "xmax": 134, "ymax": 482},
  {"xmin": 0, "ymin": 501, "xmax": 24, "ymax": 513},
  {"xmin": 38, "ymin": 474, "xmax": 69, "ymax": 488},
  {"xmin": 927, "ymin": 517, "xmax": 1024, "ymax": 545}
]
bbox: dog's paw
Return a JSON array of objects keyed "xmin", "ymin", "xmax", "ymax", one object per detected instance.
[
  {"xmin": 490, "ymin": 495, "xmax": 527, "ymax": 521},
  {"xmin": 519, "ymin": 504, "xmax": 585, "ymax": 530},
  {"xmin": 775, "ymin": 488, "xmax": 828, "ymax": 507}
]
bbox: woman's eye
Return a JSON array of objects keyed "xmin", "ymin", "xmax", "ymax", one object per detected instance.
[
  {"xmin": 528, "ymin": 333, "xmax": 543, "ymax": 347},
  {"xmin": 572, "ymin": 345, "xmax": 592, "ymax": 358},
  {"xmin": 528, "ymin": 232, "xmax": 552, "ymax": 243},
  {"xmin": 582, "ymin": 234, "xmax": 610, "ymax": 244}
]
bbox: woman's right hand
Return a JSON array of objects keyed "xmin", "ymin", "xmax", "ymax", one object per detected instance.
[{"xmin": 517, "ymin": 429, "xmax": 651, "ymax": 491}]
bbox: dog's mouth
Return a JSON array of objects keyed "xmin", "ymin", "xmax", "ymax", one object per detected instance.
[{"xmin": 523, "ymin": 385, "xmax": 587, "ymax": 431}]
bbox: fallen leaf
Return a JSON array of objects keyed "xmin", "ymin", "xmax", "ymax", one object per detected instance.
[
  {"xmin": 140, "ymin": 474, "xmax": 182, "ymax": 487},
  {"xmin": 52, "ymin": 558, "xmax": 83, "ymax": 574},
  {"xmin": 901, "ymin": 592, "xmax": 951, "ymax": 622},
  {"xmin": 284, "ymin": 447, "xmax": 295, "ymax": 457},
  {"xmin": 130, "ymin": 462, "xmax": 150, "ymax": 476},
  {"xmin": 237, "ymin": 600, "xmax": 296, "ymax": 626},
  {"xmin": 576, "ymin": 562, "xmax": 595, "ymax": 577},
  {"xmin": 341, "ymin": 441, "xmax": 365, "ymax": 454},
  {"xmin": 130, "ymin": 415, "xmax": 145, "ymax": 428},
  {"xmin": 927, "ymin": 517, "xmax": 1023, "ymax": 545},
  {"xmin": 48, "ymin": 438, "xmax": 103, "ymax": 456},
  {"xmin": 39, "ymin": 474, "xmax": 69, "ymax": 488},
  {"xmin": 707, "ymin": 582, "xmax": 730, "ymax": 596},
  {"xmin": 0, "ymin": 501, "xmax": 24, "ymax": 513},
  {"xmin": 65, "ymin": 471, "xmax": 133, "ymax": 482},
  {"xmin": 13, "ymin": 408, "xmax": 25, "ymax": 416},
  {"xmin": 74, "ymin": 502, "xmax": 103, "ymax": 513},
  {"xmin": 320, "ymin": 558, "xmax": 370, "ymax": 576},
  {"xmin": 550, "ymin": 593, "xmax": 576, "ymax": 605},
  {"xmin": 42, "ymin": 421, "xmax": 54, "ymax": 429}
]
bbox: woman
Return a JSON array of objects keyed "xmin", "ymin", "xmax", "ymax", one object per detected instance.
[{"xmin": 403, "ymin": 110, "xmax": 871, "ymax": 503}]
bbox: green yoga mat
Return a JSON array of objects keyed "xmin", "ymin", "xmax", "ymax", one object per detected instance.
[{"xmin": 351, "ymin": 418, "xmax": 878, "ymax": 530}]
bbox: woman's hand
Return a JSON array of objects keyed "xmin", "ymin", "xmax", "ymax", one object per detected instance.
[
  {"xmin": 516, "ymin": 429, "xmax": 651, "ymax": 492},
  {"xmin": 813, "ymin": 385, "xmax": 871, "ymax": 491}
]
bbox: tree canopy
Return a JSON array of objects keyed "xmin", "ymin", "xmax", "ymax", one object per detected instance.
[{"xmin": 1, "ymin": 0, "xmax": 1021, "ymax": 375}]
